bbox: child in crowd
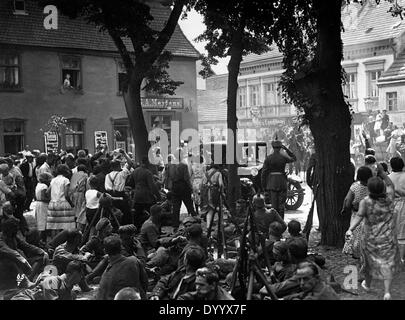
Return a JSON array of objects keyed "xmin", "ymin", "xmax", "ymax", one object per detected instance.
[{"xmin": 85, "ymin": 176, "xmax": 102, "ymax": 236}]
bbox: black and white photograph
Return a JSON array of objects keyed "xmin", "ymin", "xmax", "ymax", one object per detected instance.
[{"xmin": 1, "ymin": 0, "xmax": 405, "ymax": 308}]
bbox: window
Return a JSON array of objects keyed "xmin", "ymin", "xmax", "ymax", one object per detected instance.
[
  {"xmin": 61, "ymin": 56, "xmax": 81, "ymax": 90},
  {"xmin": 238, "ymin": 87, "xmax": 247, "ymax": 108},
  {"xmin": 367, "ymin": 70, "xmax": 381, "ymax": 98},
  {"xmin": 249, "ymin": 85, "xmax": 260, "ymax": 106},
  {"xmin": 13, "ymin": 0, "xmax": 26, "ymax": 14},
  {"xmin": 343, "ymin": 73, "xmax": 357, "ymax": 99},
  {"xmin": 0, "ymin": 54, "xmax": 21, "ymax": 90},
  {"xmin": 264, "ymin": 82, "xmax": 282, "ymax": 105},
  {"xmin": 113, "ymin": 119, "xmax": 134, "ymax": 154},
  {"xmin": 117, "ymin": 60, "xmax": 128, "ymax": 95},
  {"xmin": 3, "ymin": 119, "xmax": 24, "ymax": 155},
  {"xmin": 387, "ymin": 92, "xmax": 397, "ymax": 111},
  {"xmin": 65, "ymin": 119, "xmax": 84, "ymax": 154}
]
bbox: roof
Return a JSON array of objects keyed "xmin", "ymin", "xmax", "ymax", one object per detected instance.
[
  {"xmin": 379, "ymin": 51, "xmax": 405, "ymax": 81},
  {"xmin": 238, "ymin": 2, "xmax": 405, "ymax": 66},
  {"xmin": 241, "ymin": 47, "xmax": 282, "ymax": 65},
  {"xmin": 0, "ymin": 0, "xmax": 200, "ymax": 59},
  {"xmin": 342, "ymin": 1, "xmax": 405, "ymax": 47}
]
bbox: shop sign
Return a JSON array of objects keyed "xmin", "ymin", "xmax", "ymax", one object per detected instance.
[
  {"xmin": 238, "ymin": 117, "xmax": 288, "ymax": 129},
  {"xmin": 141, "ymin": 97, "xmax": 184, "ymax": 110},
  {"xmin": 44, "ymin": 132, "xmax": 58, "ymax": 154}
]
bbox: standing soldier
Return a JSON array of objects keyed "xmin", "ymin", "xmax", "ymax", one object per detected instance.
[{"xmin": 261, "ymin": 140, "xmax": 296, "ymax": 219}]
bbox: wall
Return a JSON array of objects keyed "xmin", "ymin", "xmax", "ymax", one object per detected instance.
[
  {"xmin": 0, "ymin": 48, "xmax": 197, "ymax": 154},
  {"xmin": 343, "ymin": 52, "xmax": 394, "ymax": 112}
]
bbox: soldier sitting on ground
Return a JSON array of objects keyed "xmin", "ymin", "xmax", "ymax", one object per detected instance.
[
  {"xmin": 9, "ymin": 260, "xmax": 85, "ymax": 300},
  {"xmin": 283, "ymin": 262, "xmax": 339, "ymax": 300},
  {"xmin": 150, "ymin": 247, "xmax": 205, "ymax": 300},
  {"xmin": 0, "ymin": 217, "xmax": 48, "ymax": 285},
  {"xmin": 177, "ymin": 266, "xmax": 234, "ymax": 300}
]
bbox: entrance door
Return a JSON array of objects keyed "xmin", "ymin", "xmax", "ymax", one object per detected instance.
[{"xmin": 149, "ymin": 113, "xmax": 173, "ymax": 148}]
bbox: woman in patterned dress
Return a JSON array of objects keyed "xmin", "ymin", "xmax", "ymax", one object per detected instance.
[
  {"xmin": 346, "ymin": 164, "xmax": 401, "ymax": 300},
  {"xmin": 388, "ymin": 157, "xmax": 405, "ymax": 263},
  {"xmin": 341, "ymin": 166, "xmax": 373, "ymax": 258},
  {"xmin": 47, "ymin": 164, "xmax": 75, "ymax": 234}
]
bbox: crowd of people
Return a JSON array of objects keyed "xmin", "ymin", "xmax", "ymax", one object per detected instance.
[
  {"xmin": 0, "ymin": 142, "xmax": 342, "ymax": 300},
  {"xmin": 342, "ymin": 144, "xmax": 405, "ymax": 300}
]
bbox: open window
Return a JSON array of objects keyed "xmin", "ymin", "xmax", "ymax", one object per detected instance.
[{"xmin": 61, "ymin": 56, "xmax": 82, "ymax": 90}]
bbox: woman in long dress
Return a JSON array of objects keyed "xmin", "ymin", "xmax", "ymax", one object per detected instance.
[
  {"xmin": 341, "ymin": 166, "xmax": 373, "ymax": 258},
  {"xmin": 46, "ymin": 164, "xmax": 75, "ymax": 233},
  {"xmin": 69, "ymin": 164, "xmax": 88, "ymax": 231},
  {"xmin": 388, "ymin": 157, "xmax": 405, "ymax": 263},
  {"xmin": 346, "ymin": 164, "xmax": 401, "ymax": 300},
  {"xmin": 34, "ymin": 172, "xmax": 52, "ymax": 242}
]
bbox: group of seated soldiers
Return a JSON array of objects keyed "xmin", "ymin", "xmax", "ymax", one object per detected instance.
[{"xmin": 0, "ymin": 193, "xmax": 340, "ymax": 300}]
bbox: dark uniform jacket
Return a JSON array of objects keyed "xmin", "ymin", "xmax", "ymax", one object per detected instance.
[
  {"xmin": 261, "ymin": 152, "xmax": 296, "ymax": 191},
  {"xmin": 178, "ymin": 286, "xmax": 235, "ymax": 300},
  {"xmin": 97, "ymin": 255, "xmax": 148, "ymax": 300},
  {"xmin": 152, "ymin": 267, "xmax": 196, "ymax": 300},
  {"xmin": 127, "ymin": 165, "xmax": 160, "ymax": 204}
]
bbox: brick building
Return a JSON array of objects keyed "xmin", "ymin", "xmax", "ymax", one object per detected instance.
[{"xmin": 0, "ymin": 0, "xmax": 200, "ymax": 155}]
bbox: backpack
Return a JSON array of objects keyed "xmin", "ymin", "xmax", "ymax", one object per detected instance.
[{"xmin": 201, "ymin": 169, "xmax": 221, "ymax": 207}]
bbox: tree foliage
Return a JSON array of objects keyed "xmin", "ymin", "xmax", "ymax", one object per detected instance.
[{"xmin": 37, "ymin": 0, "xmax": 184, "ymax": 95}]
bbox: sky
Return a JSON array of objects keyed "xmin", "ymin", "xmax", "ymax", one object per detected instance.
[{"xmin": 178, "ymin": 9, "xmax": 229, "ymax": 75}]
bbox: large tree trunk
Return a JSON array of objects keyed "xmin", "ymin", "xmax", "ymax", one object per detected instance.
[
  {"xmin": 298, "ymin": 0, "xmax": 353, "ymax": 246},
  {"xmin": 123, "ymin": 75, "xmax": 150, "ymax": 163},
  {"xmin": 226, "ymin": 30, "xmax": 244, "ymax": 214}
]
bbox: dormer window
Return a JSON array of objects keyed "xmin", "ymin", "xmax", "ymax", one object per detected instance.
[{"xmin": 13, "ymin": 0, "xmax": 27, "ymax": 15}]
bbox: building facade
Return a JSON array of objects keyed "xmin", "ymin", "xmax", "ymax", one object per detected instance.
[
  {"xmin": 198, "ymin": 1, "xmax": 405, "ymax": 143},
  {"xmin": 0, "ymin": 0, "xmax": 200, "ymax": 155}
]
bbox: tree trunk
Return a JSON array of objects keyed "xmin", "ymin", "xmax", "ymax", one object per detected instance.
[
  {"xmin": 226, "ymin": 30, "xmax": 244, "ymax": 214},
  {"xmin": 123, "ymin": 75, "xmax": 150, "ymax": 163},
  {"xmin": 300, "ymin": 0, "xmax": 353, "ymax": 246}
]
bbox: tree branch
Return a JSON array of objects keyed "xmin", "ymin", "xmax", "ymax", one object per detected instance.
[
  {"xmin": 147, "ymin": 0, "xmax": 187, "ymax": 63},
  {"xmin": 107, "ymin": 29, "xmax": 134, "ymax": 72}
]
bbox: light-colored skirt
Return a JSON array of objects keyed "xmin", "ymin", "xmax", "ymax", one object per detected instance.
[
  {"xmin": 34, "ymin": 201, "xmax": 49, "ymax": 231},
  {"xmin": 47, "ymin": 200, "xmax": 75, "ymax": 230}
]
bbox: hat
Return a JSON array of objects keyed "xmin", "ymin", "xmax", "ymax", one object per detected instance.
[
  {"xmin": 118, "ymin": 224, "xmax": 137, "ymax": 235},
  {"xmin": 253, "ymin": 196, "xmax": 265, "ymax": 209},
  {"xmin": 95, "ymin": 217, "xmax": 111, "ymax": 232},
  {"xmin": 271, "ymin": 140, "xmax": 282, "ymax": 148},
  {"xmin": 25, "ymin": 151, "xmax": 34, "ymax": 158},
  {"xmin": 0, "ymin": 163, "xmax": 9, "ymax": 172},
  {"xmin": 272, "ymin": 241, "xmax": 289, "ymax": 256}
]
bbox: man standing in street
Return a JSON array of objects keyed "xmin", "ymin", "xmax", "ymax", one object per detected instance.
[
  {"xmin": 261, "ymin": 140, "xmax": 296, "ymax": 219},
  {"xmin": 171, "ymin": 150, "xmax": 196, "ymax": 230},
  {"xmin": 20, "ymin": 152, "xmax": 36, "ymax": 212}
]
